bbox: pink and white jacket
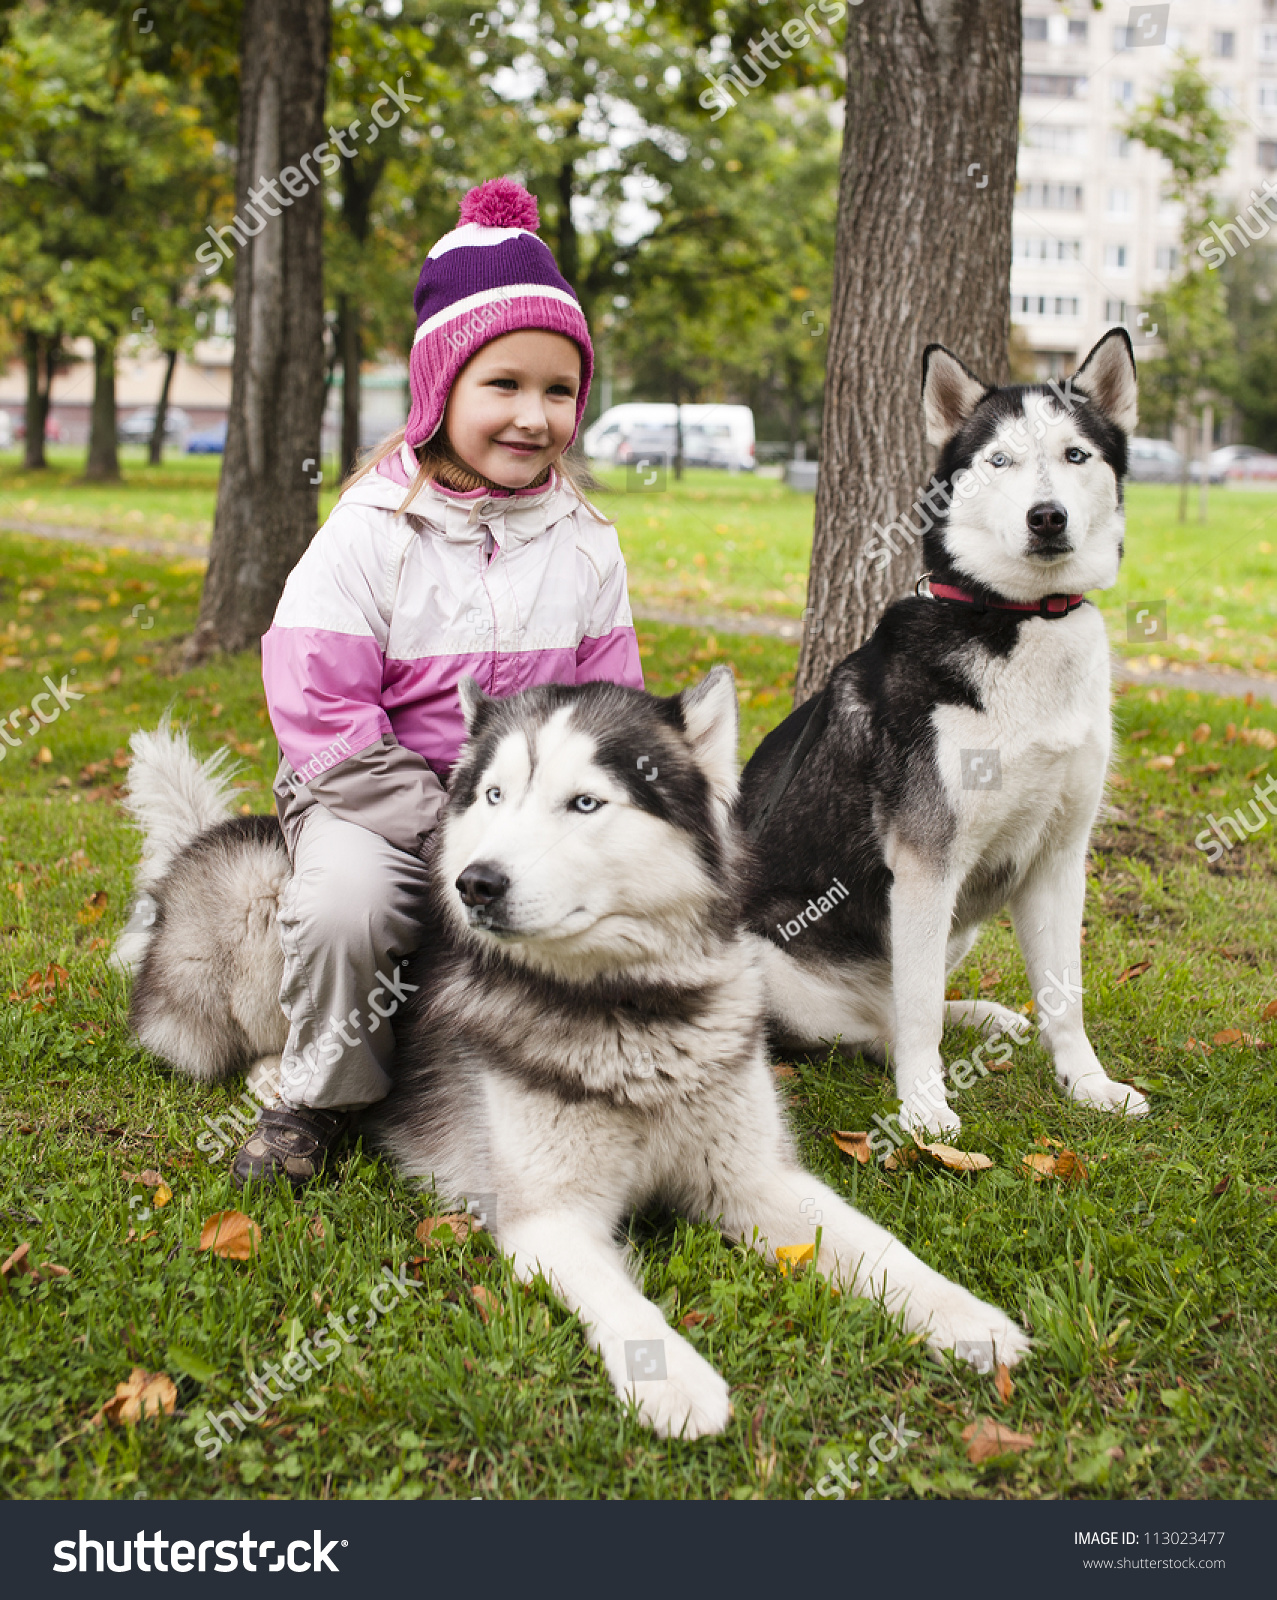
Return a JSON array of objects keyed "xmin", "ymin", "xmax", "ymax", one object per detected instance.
[{"xmin": 262, "ymin": 442, "xmax": 643, "ymax": 858}]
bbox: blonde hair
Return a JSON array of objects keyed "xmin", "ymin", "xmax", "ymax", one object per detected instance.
[{"xmin": 341, "ymin": 426, "xmax": 610, "ymax": 523}]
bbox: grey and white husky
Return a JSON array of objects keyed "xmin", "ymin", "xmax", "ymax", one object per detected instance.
[
  {"xmin": 739, "ymin": 328, "xmax": 1150, "ymax": 1141},
  {"xmin": 119, "ymin": 671, "xmax": 1029, "ymax": 1439}
]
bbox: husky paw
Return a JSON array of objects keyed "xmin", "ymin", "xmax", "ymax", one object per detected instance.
[
  {"xmin": 921, "ymin": 1288, "xmax": 1033, "ymax": 1372},
  {"xmin": 1067, "ymin": 1072, "xmax": 1150, "ymax": 1119},
  {"xmin": 899, "ymin": 1099, "xmax": 962, "ymax": 1139},
  {"xmin": 627, "ymin": 1340, "xmax": 732, "ymax": 1440}
]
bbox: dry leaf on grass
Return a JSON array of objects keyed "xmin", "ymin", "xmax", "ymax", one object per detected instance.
[
  {"xmin": 90, "ymin": 1367, "xmax": 176, "ymax": 1427},
  {"xmin": 1023, "ymin": 1150, "xmax": 1087, "ymax": 1183},
  {"xmin": 1, "ymin": 1241, "xmax": 35, "ymax": 1283},
  {"xmin": 1022, "ymin": 1152, "xmax": 1058, "ymax": 1182},
  {"xmin": 775, "ymin": 1243, "xmax": 815, "ymax": 1276},
  {"xmin": 1145, "ymin": 754, "xmax": 1176, "ymax": 772},
  {"xmin": 1115, "ymin": 961, "xmax": 1152, "ymax": 986},
  {"xmin": 962, "ymin": 1417, "xmax": 1036, "ymax": 1464},
  {"xmin": 1192, "ymin": 722, "xmax": 1212, "ymax": 744},
  {"xmin": 915, "ymin": 1141, "xmax": 993, "ymax": 1174},
  {"xmin": 772, "ymin": 1063, "xmax": 798, "ymax": 1080},
  {"xmin": 883, "ymin": 1146, "xmax": 921, "ymax": 1173},
  {"xmin": 198, "ymin": 1210, "xmax": 261, "ymax": 1260},
  {"xmin": 994, "ymin": 1364, "xmax": 1015, "ymax": 1405},
  {"xmin": 831, "ymin": 1131, "xmax": 873, "ymax": 1164},
  {"xmin": 1212, "ymin": 1029, "xmax": 1256, "ymax": 1047},
  {"xmin": 123, "ymin": 1169, "xmax": 163, "ymax": 1187},
  {"xmin": 1263, "ymin": 1000, "xmax": 1277, "ymax": 1022},
  {"xmin": 469, "ymin": 1285, "xmax": 501, "ymax": 1322},
  {"xmin": 76, "ymin": 890, "xmax": 108, "ymax": 925},
  {"xmin": 415, "ymin": 1212, "xmax": 475, "ymax": 1246},
  {"xmin": 680, "ymin": 1310, "xmax": 714, "ymax": 1329},
  {"xmin": 308, "ymin": 1216, "xmax": 327, "ymax": 1244}
]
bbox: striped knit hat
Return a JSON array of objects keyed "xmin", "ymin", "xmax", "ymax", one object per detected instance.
[{"xmin": 405, "ymin": 178, "xmax": 594, "ymax": 449}]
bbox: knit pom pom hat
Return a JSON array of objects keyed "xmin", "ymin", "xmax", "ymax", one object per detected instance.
[{"xmin": 404, "ymin": 177, "xmax": 594, "ymax": 450}]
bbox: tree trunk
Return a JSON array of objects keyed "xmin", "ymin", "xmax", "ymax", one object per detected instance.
[
  {"xmin": 187, "ymin": 0, "xmax": 331, "ymax": 662},
  {"xmin": 1197, "ymin": 400, "xmax": 1212, "ymax": 523},
  {"xmin": 23, "ymin": 330, "xmax": 50, "ymax": 471},
  {"xmin": 338, "ymin": 292, "xmax": 361, "ymax": 479},
  {"xmin": 149, "ymin": 347, "xmax": 179, "ymax": 467},
  {"xmin": 556, "ymin": 151, "xmax": 579, "ymax": 298},
  {"xmin": 795, "ymin": 0, "xmax": 1021, "ymax": 703},
  {"xmin": 83, "ymin": 339, "xmax": 121, "ymax": 482}
]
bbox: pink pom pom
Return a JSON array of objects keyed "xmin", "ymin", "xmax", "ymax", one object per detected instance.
[{"xmin": 458, "ymin": 178, "xmax": 540, "ymax": 232}]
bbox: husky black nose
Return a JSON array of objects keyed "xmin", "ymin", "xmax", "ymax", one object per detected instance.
[
  {"xmin": 456, "ymin": 862, "xmax": 509, "ymax": 907},
  {"xmin": 1027, "ymin": 501, "xmax": 1069, "ymax": 538}
]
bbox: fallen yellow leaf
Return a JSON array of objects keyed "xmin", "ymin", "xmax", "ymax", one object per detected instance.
[
  {"xmin": 916, "ymin": 1140, "xmax": 993, "ymax": 1173},
  {"xmin": 831, "ymin": 1131, "xmax": 873, "ymax": 1164},
  {"xmin": 775, "ymin": 1243, "xmax": 815, "ymax": 1276},
  {"xmin": 962, "ymin": 1417, "xmax": 1035, "ymax": 1463},
  {"xmin": 994, "ymin": 1364, "xmax": 1015, "ymax": 1405},
  {"xmin": 90, "ymin": 1367, "xmax": 176, "ymax": 1427},
  {"xmin": 415, "ymin": 1212, "xmax": 475, "ymax": 1246},
  {"xmin": 1023, "ymin": 1152, "xmax": 1057, "ymax": 1182},
  {"xmin": 198, "ymin": 1210, "xmax": 261, "ymax": 1260},
  {"xmin": 469, "ymin": 1285, "xmax": 501, "ymax": 1322}
]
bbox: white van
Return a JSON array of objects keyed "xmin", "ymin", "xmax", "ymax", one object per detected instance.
[{"xmin": 582, "ymin": 403, "xmax": 755, "ymax": 472}]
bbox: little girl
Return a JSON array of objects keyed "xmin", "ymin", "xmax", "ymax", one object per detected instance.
[{"xmin": 234, "ymin": 178, "xmax": 644, "ymax": 1189}]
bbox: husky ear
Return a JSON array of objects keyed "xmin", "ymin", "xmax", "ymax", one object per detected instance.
[
  {"xmin": 457, "ymin": 676, "xmax": 490, "ymax": 734},
  {"xmin": 1070, "ymin": 327, "xmax": 1138, "ymax": 434},
  {"xmin": 679, "ymin": 664, "xmax": 739, "ymax": 808},
  {"xmin": 922, "ymin": 344, "xmax": 992, "ymax": 447}
]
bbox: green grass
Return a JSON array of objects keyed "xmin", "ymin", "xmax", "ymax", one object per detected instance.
[
  {"xmin": 2, "ymin": 528, "xmax": 1276, "ymax": 1499},
  {"xmin": 3, "ymin": 452, "xmax": 1274, "ymax": 677}
]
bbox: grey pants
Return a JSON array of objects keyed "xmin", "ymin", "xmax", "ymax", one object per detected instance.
[{"xmin": 276, "ymin": 804, "xmax": 434, "ymax": 1110}]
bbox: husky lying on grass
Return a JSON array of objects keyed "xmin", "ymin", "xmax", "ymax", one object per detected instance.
[
  {"xmin": 118, "ymin": 671, "xmax": 1029, "ymax": 1438},
  {"xmin": 739, "ymin": 328, "xmax": 1150, "ymax": 1140}
]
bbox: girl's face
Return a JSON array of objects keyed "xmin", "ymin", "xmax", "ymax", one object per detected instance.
[{"xmin": 443, "ymin": 329, "xmax": 581, "ymax": 488}]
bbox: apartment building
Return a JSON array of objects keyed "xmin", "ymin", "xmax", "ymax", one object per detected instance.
[{"xmin": 1013, "ymin": 0, "xmax": 1277, "ymax": 377}]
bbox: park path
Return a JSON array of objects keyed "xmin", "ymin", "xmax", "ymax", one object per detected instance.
[{"xmin": 5, "ymin": 516, "xmax": 1277, "ymax": 707}]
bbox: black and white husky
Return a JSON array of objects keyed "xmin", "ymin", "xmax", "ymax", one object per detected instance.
[
  {"xmin": 118, "ymin": 672, "xmax": 1029, "ymax": 1439},
  {"xmin": 739, "ymin": 329, "xmax": 1149, "ymax": 1141}
]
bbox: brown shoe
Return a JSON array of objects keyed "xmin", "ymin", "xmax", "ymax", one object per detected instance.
[{"xmin": 231, "ymin": 1105, "xmax": 353, "ymax": 1191}]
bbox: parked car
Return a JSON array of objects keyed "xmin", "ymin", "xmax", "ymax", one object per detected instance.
[
  {"xmin": 1225, "ymin": 448, "xmax": 1277, "ymax": 481},
  {"xmin": 1191, "ymin": 444, "xmax": 1259, "ymax": 484},
  {"xmin": 583, "ymin": 403, "xmax": 755, "ymax": 471},
  {"xmin": 614, "ymin": 422, "xmax": 739, "ymax": 471},
  {"xmin": 1126, "ymin": 437, "xmax": 1183, "ymax": 483},
  {"xmin": 0, "ymin": 411, "xmax": 12, "ymax": 448},
  {"xmin": 185, "ymin": 420, "xmax": 228, "ymax": 454},
  {"xmin": 118, "ymin": 406, "xmax": 190, "ymax": 445},
  {"xmin": 13, "ymin": 414, "xmax": 62, "ymax": 441}
]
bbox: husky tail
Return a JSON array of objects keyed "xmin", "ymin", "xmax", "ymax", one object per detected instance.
[{"xmin": 113, "ymin": 716, "xmax": 241, "ymax": 974}]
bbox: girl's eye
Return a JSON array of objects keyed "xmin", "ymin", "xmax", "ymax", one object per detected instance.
[
  {"xmin": 989, "ymin": 451, "xmax": 1010, "ymax": 468},
  {"xmin": 1065, "ymin": 446, "xmax": 1089, "ymax": 464},
  {"xmin": 570, "ymin": 795, "xmax": 603, "ymax": 814},
  {"xmin": 485, "ymin": 786, "xmax": 502, "ymax": 805},
  {"xmin": 548, "ymin": 384, "xmax": 575, "ymax": 397}
]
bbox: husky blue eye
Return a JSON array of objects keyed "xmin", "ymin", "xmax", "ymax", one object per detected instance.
[
  {"xmin": 485, "ymin": 786, "xmax": 502, "ymax": 805},
  {"xmin": 571, "ymin": 795, "xmax": 603, "ymax": 814},
  {"xmin": 989, "ymin": 451, "xmax": 1010, "ymax": 468},
  {"xmin": 1065, "ymin": 446, "xmax": 1089, "ymax": 464}
]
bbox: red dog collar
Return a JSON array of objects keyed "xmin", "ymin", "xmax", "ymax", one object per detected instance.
[{"xmin": 918, "ymin": 576, "xmax": 1085, "ymax": 619}]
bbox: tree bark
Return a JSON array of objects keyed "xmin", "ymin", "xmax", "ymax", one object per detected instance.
[
  {"xmin": 187, "ymin": 0, "xmax": 331, "ymax": 662},
  {"xmin": 795, "ymin": 0, "xmax": 1021, "ymax": 702},
  {"xmin": 23, "ymin": 330, "xmax": 50, "ymax": 471},
  {"xmin": 149, "ymin": 347, "xmax": 179, "ymax": 467},
  {"xmin": 338, "ymin": 291, "xmax": 361, "ymax": 478},
  {"xmin": 83, "ymin": 338, "xmax": 121, "ymax": 482}
]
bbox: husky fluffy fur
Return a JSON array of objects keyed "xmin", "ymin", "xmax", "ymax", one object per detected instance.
[
  {"xmin": 120, "ymin": 672, "xmax": 1029, "ymax": 1439},
  {"xmin": 739, "ymin": 328, "xmax": 1149, "ymax": 1139}
]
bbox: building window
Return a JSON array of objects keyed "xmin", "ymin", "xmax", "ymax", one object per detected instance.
[
  {"xmin": 1023, "ymin": 73, "xmax": 1086, "ymax": 98},
  {"xmin": 1112, "ymin": 79, "xmax": 1135, "ymax": 108},
  {"xmin": 1023, "ymin": 15, "xmax": 1048, "ymax": 42},
  {"xmin": 1020, "ymin": 181, "xmax": 1085, "ymax": 210},
  {"xmin": 1113, "ymin": 25, "xmax": 1136, "ymax": 51},
  {"xmin": 1155, "ymin": 245, "xmax": 1179, "ymax": 272},
  {"xmin": 1014, "ymin": 236, "xmax": 1082, "ymax": 261},
  {"xmin": 1105, "ymin": 244, "xmax": 1129, "ymax": 270},
  {"xmin": 1213, "ymin": 30, "xmax": 1237, "ymax": 58},
  {"xmin": 1013, "ymin": 295, "xmax": 1081, "ymax": 318},
  {"xmin": 1262, "ymin": 27, "xmax": 1277, "ymax": 60},
  {"xmin": 1068, "ymin": 20, "xmax": 1088, "ymax": 43},
  {"xmin": 1105, "ymin": 299, "xmax": 1127, "ymax": 323},
  {"xmin": 1023, "ymin": 124, "xmax": 1086, "ymax": 154},
  {"xmin": 1108, "ymin": 187, "xmax": 1133, "ymax": 214},
  {"xmin": 1260, "ymin": 81, "xmax": 1277, "ymax": 111},
  {"xmin": 1260, "ymin": 140, "xmax": 1277, "ymax": 170},
  {"xmin": 1109, "ymin": 132, "xmax": 1132, "ymax": 158},
  {"xmin": 1211, "ymin": 86, "xmax": 1241, "ymax": 111}
]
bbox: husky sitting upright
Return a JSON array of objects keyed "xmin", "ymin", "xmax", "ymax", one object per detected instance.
[
  {"xmin": 120, "ymin": 671, "xmax": 1029, "ymax": 1439},
  {"xmin": 739, "ymin": 329, "xmax": 1149, "ymax": 1139}
]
